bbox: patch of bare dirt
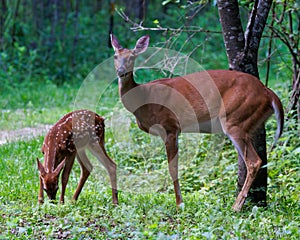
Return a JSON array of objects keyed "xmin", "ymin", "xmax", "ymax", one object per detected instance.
[{"xmin": 0, "ymin": 124, "xmax": 52, "ymax": 145}]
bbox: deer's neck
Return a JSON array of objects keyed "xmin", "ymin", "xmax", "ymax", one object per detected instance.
[
  {"xmin": 118, "ymin": 71, "xmax": 138, "ymax": 97},
  {"xmin": 43, "ymin": 146, "xmax": 57, "ymax": 173},
  {"xmin": 43, "ymin": 130, "xmax": 62, "ymax": 173}
]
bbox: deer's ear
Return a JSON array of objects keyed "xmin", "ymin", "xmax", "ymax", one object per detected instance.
[
  {"xmin": 53, "ymin": 158, "xmax": 66, "ymax": 176},
  {"xmin": 37, "ymin": 158, "xmax": 46, "ymax": 177},
  {"xmin": 110, "ymin": 34, "xmax": 122, "ymax": 52},
  {"xmin": 133, "ymin": 35, "xmax": 149, "ymax": 55}
]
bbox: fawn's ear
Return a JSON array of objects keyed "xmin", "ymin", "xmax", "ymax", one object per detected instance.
[
  {"xmin": 37, "ymin": 158, "xmax": 46, "ymax": 177},
  {"xmin": 133, "ymin": 35, "xmax": 150, "ymax": 55},
  {"xmin": 53, "ymin": 158, "xmax": 66, "ymax": 176},
  {"xmin": 110, "ymin": 34, "xmax": 122, "ymax": 52}
]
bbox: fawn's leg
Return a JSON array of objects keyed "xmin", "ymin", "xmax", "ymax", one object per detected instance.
[
  {"xmin": 60, "ymin": 154, "xmax": 76, "ymax": 203},
  {"xmin": 229, "ymin": 135, "xmax": 262, "ymax": 212},
  {"xmin": 38, "ymin": 176, "xmax": 44, "ymax": 204},
  {"xmin": 72, "ymin": 150, "xmax": 93, "ymax": 201},
  {"xmin": 89, "ymin": 142, "xmax": 118, "ymax": 205},
  {"xmin": 37, "ymin": 159, "xmax": 45, "ymax": 204},
  {"xmin": 165, "ymin": 132, "xmax": 183, "ymax": 207}
]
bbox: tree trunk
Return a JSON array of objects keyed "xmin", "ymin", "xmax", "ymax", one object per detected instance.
[
  {"xmin": 11, "ymin": 0, "xmax": 21, "ymax": 46},
  {"xmin": 108, "ymin": 0, "xmax": 115, "ymax": 48},
  {"xmin": 217, "ymin": 0, "xmax": 273, "ymax": 206},
  {"xmin": 124, "ymin": 0, "xmax": 148, "ymax": 21},
  {"xmin": 72, "ymin": 0, "xmax": 80, "ymax": 68},
  {"xmin": 0, "ymin": 0, "xmax": 7, "ymax": 50}
]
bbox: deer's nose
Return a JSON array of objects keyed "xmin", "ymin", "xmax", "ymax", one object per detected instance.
[{"xmin": 117, "ymin": 67, "xmax": 126, "ymax": 76}]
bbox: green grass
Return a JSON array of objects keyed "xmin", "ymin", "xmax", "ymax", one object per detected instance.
[
  {"xmin": 0, "ymin": 135, "xmax": 299, "ymax": 239},
  {"xmin": 0, "ymin": 78, "xmax": 299, "ymax": 238}
]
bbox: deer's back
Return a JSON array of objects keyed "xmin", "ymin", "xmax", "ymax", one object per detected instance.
[{"xmin": 42, "ymin": 110, "xmax": 105, "ymax": 155}]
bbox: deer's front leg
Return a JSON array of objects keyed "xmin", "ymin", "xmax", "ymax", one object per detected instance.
[
  {"xmin": 165, "ymin": 132, "xmax": 183, "ymax": 207},
  {"xmin": 38, "ymin": 176, "xmax": 44, "ymax": 204},
  {"xmin": 60, "ymin": 156, "xmax": 75, "ymax": 203}
]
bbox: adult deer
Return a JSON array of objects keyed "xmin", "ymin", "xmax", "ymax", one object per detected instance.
[
  {"xmin": 111, "ymin": 34, "xmax": 283, "ymax": 211},
  {"xmin": 37, "ymin": 110, "xmax": 118, "ymax": 205}
]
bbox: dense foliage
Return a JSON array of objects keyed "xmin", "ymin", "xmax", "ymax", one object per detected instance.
[{"xmin": 0, "ymin": 0, "xmax": 295, "ymax": 97}]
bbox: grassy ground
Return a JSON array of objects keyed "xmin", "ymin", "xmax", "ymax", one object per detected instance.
[{"xmin": 0, "ymin": 78, "xmax": 299, "ymax": 239}]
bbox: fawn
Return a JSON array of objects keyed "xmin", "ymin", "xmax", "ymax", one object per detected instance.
[{"xmin": 37, "ymin": 109, "xmax": 118, "ymax": 204}]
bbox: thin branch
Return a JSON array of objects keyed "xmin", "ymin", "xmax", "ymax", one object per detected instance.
[
  {"xmin": 265, "ymin": 3, "xmax": 276, "ymax": 87},
  {"xmin": 185, "ymin": 2, "xmax": 208, "ymax": 21},
  {"xmin": 244, "ymin": 0, "xmax": 259, "ymax": 55},
  {"xmin": 116, "ymin": 9, "xmax": 222, "ymax": 34},
  {"xmin": 289, "ymin": 68, "xmax": 300, "ymax": 112},
  {"xmin": 277, "ymin": 0, "xmax": 286, "ymax": 24},
  {"xmin": 269, "ymin": 26, "xmax": 300, "ymax": 66},
  {"xmin": 288, "ymin": 10, "xmax": 295, "ymax": 45}
]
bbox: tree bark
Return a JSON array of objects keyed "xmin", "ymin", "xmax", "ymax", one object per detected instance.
[
  {"xmin": 72, "ymin": 0, "xmax": 80, "ymax": 68},
  {"xmin": 11, "ymin": 0, "xmax": 21, "ymax": 46},
  {"xmin": 124, "ymin": 0, "xmax": 148, "ymax": 21},
  {"xmin": 0, "ymin": 0, "xmax": 7, "ymax": 50},
  {"xmin": 217, "ymin": 0, "xmax": 273, "ymax": 206},
  {"xmin": 217, "ymin": 0, "xmax": 245, "ymax": 71}
]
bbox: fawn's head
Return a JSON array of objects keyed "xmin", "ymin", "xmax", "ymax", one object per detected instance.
[
  {"xmin": 37, "ymin": 159, "xmax": 65, "ymax": 201},
  {"xmin": 111, "ymin": 34, "xmax": 150, "ymax": 77}
]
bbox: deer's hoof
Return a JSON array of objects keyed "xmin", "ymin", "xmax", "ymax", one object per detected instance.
[
  {"xmin": 177, "ymin": 202, "xmax": 185, "ymax": 210},
  {"xmin": 232, "ymin": 204, "xmax": 242, "ymax": 212}
]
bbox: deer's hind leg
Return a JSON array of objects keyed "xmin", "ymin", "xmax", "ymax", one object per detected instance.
[
  {"xmin": 88, "ymin": 142, "xmax": 118, "ymax": 205},
  {"xmin": 228, "ymin": 132, "xmax": 262, "ymax": 212},
  {"xmin": 72, "ymin": 150, "xmax": 93, "ymax": 201}
]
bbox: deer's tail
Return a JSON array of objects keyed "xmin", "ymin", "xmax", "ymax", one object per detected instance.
[{"xmin": 269, "ymin": 89, "xmax": 284, "ymax": 146}]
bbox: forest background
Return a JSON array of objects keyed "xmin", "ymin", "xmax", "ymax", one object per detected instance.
[{"xmin": 0, "ymin": 0, "xmax": 299, "ymax": 239}]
